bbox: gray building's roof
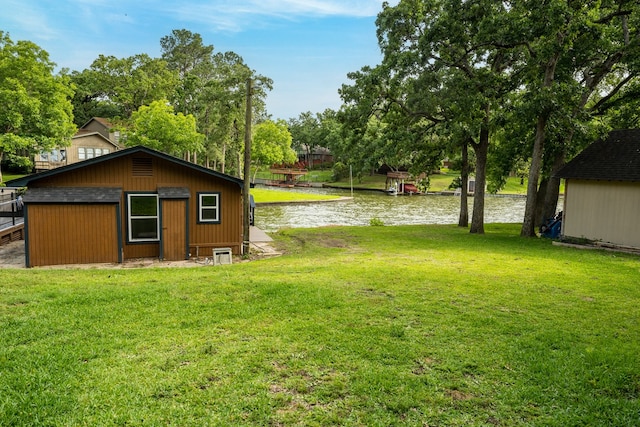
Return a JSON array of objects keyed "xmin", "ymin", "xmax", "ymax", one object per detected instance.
[
  {"xmin": 23, "ymin": 187, "xmax": 123, "ymax": 204},
  {"xmin": 556, "ymin": 129, "xmax": 640, "ymax": 182},
  {"xmin": 157, "ymin": 187, "xmax": 191, "ymax": 199}
]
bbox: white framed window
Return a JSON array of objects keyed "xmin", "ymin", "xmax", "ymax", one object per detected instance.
[
  {"xmin": 197, "ymin": 192, "xmax": 221, "ymax": 223},
  {"xmin": 127, "ymin": 193, "xmax": 159, "ymax": 242},
  {"xmin": 95, "ymin": 148, "xmax": 102, "ymax": 157},
  {"xmin": 86, "ymin": 148, "xmax": 95, "ymax": 159},
  {"xmin": 78, "ymin": 147, "xmax": 86, "ymax": 160}
]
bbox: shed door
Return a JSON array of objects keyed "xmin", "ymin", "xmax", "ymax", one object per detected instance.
[
  {"xmin": 161, "ymin": 199, "xmax": 188, "ymax": 261},
  {"xmin": 27, "ymin": 204, "xmax": 119, "ymax": 267}
]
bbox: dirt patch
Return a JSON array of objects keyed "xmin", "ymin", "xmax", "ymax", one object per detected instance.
[
  {"xmin": 317, "ymin": 238, "xmax": 350, "ymax": 248},
  {"xmin": 446, "ymin": 389, "xmax": 473, "ymax": 401},
  {"xmin": 0, "ymin": 240, "xmax": 25, "ymax": 268},
  {"xmin": 0, "ymin": 239, "xmax": 281, "ymax": 269}
]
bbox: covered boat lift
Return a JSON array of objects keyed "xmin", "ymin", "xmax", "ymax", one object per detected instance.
[
  {"xmin": 267, "ymin": 167, "xmax": 310, "ymax": 187},
  {"xmin": 385, "ymin": 171, "xmax": 421, "ymax": 195}
]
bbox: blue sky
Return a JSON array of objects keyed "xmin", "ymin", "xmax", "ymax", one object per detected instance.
[{"xmin": 0, "ymin": 0, "xmax": 398, "ymax": 120}]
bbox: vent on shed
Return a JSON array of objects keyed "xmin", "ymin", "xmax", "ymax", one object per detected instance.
[{"xmin": 132, "ymin": 157, "xmax": 153, "ymax": 176}]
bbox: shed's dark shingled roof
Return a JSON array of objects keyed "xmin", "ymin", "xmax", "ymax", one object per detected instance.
[
  {"xmin": 23, "ymin": 187, "xmax": 123, "ymax": 204},
  {"xmin": 556, "ymin": 129, "xmax": 640, "ymax": 181},
  {"xmin": 158, "ymin": 187, "xmax": 191, "ymax": 199}
]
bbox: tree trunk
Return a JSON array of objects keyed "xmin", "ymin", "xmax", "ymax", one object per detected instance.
[
  {"xmin": 470, "ymin": 109, "xmax": 489, "ymax": 235},
  {"xmin": 535, "ymin": 176, "xmax": 548, "ymax": 230},
  {"xmin": 521, "ymin": 53, "xmax": 559, "ymax": 237},
  {"xmin": 221, "ymin": 143, "xmax": 226, "ymax": 174},
  {"xmin": 521, "ymin": 114, "xmax": 548, "ymax": 237},
  {"xmin": 542, "ymin": 149, "xmax": 565, "ymax": 222},
  {"xmin": 458, "ymin": 140, "xmax": 469, "ymax": 228}
]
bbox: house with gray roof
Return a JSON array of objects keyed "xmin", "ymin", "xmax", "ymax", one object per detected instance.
[
  {"xmin": 556, "ymin": 129, "xmax": 640, "ymax": 250},
  {"xmin": 34, "ymin": 117, "xmax": 121, "ymax": 171}
]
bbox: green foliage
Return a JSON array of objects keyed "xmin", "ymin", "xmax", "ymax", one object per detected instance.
[
  {"xmin": 125, "ymin": 100, "xmax": 204, "ymax": 156},
  {"xmin": 252, "ymin": 120, "xmax": 296, "ymax": 172},
  {"xmin": 341, "ymin": 0, "xmax": 528, "ymax": 233},
  {"xmin": 66, "ymin": 28, "xmax": 275, "ymax": 177},
  {"xmin": 160, "ymin": 29, "xmax": 273, "ymax": 175},
  {"xmin": 160, "ymin": 29, "xmax": 214, "ymax": 79},
  {"xmin": 288, "ymin": 109, "xmax": 341, "ymax": 170},
  {"xmin": 1, "ymin": 153, "xmax": 33, "ymax": 173},
  {"xmin": 341, "ymin": 0, "xmax": 640, "ymax": 235},
  {"xmin": 331, "ymin": 161, "xmax": 350, "ymax": 181},
  {"xmin": 1, "ymin": 224, "xmax": 639, "ymax": 425},
  {"xmin": 448, "ymin": 176, "xmax": 463, "ymax": 191},
  {"xmin": 69, "ymin": 53, "xmax": 178, "ymax": 123},
  {"xmin": 0, "ymin": 31, "xmax": 76, "ymax": 181},
  {"xmin": 288, "ymin": 111, "xmax": 320, "ymax": 153}
]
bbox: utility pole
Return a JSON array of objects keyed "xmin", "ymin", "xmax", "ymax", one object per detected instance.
[{"xmin": 242, "ymin": 78, "xmax": 252, "ymax": 256}]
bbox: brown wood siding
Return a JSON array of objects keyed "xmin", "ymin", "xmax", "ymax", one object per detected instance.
[
  {"xmin": 162, "ymin": 199, "xmax": 187, "ymax": 261},
  {"xmin": 27, "ymin": 204, "xmax": 118, "ymax": 266},
  {"xmin": 189, "ymin": 180, "xmax": 243, "ymax": 256},
  {"xmin": 30, "ymin": 152, "xmax": 243, "ymax": 259},
  {"xmin": 124, "ymin": 243, "xmax": 160, "ymax": 259}
]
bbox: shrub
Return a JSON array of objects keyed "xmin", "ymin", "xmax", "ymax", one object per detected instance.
[
  {"xmin": 1, "ymin": 154, "xmax": 33, "ymax": 174},
  {"xmin": 369, "ymin": 217, "xmax": 385, "ymax": 226},
  {"xmin": 448, "ymin": 176, "xmax": 463, "ymax": 190},
  {"xmin": 332, "ymin": 162, "xmax": 350, "ymax": 181}
]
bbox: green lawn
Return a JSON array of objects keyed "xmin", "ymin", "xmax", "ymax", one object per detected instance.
[
  {"xmin": 251, "ymin": 187, "xmax": 341, "ymax": 203},
  {"xmin": 1, "ymin": 224, "xmax": 639, "ymax": 426},
  {"xmin": 254, "ymin": 169, "xmax": 333, "ymax": 183},
  {"xmin": 0, "ymin": 173, "xmax": 25, "ymax": 185},
  {"xmin": 326, "ymin": 170, "xmax": 534, "ymax": 195}
]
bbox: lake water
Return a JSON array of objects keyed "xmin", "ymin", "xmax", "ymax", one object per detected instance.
[{"xmin": 254, "ymin": 186, "xmax": 534, "ymax": 232}]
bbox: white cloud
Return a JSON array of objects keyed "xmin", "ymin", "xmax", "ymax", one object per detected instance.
[
  {"xmin": 164, "ymin": 0, "xmax": 396, "ymax": 32},
  {"xmin": 243, "ymin": 0, "xmax": 392, "ymax": 17}
]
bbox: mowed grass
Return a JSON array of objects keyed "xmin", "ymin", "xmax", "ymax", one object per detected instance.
[
  {"xmin": 326, "ymin": 170, "xmax": 532, "ymax": 195},
  {"xmin": 251, "ymin": 187, "xmax": 341, "ymax": 203},
  {"xmin": 1, "ymin": 224, "xmax": 639, "ymax": 426}
]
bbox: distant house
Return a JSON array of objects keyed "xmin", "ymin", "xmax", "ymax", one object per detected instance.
[
  {"xmin": 79, "ymin": 117, "xmax": 120, "ymax": 145},
  {"xmin": 34, "ymin": 117, "xmax": 121, "ymax": 171},
  {"xmin": 555, "ymin": 129, "xmax": 640, "ymax": 250},
  {"xmin": 7, "ymin": 146, "xmax": 244, "ymax": 267},
  {"xmin": 297, "ymin": 145, "xmax": 333, "ymax": 168}
]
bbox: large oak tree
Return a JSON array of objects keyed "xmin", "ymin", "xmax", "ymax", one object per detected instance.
[{"xmin": 342, "ymin": 0, "xmax": 523, "ymax": 233}]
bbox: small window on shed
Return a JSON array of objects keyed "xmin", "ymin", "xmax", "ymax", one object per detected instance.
[
  {"xmin": 132, "ymin": 157, "xmax": 153, "ymax": 176},
  {"xmin": 197, "ymin": 192, "xmax": 221, "ymax": 223}
]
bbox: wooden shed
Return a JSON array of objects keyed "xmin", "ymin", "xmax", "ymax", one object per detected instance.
[
  {"xmin": 7, "ymin": 146, "xmax": 244, "ymax": 267},
  {"xmin": 555, "ymin": 129, "xmax": 640, "ymax": 250}
]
